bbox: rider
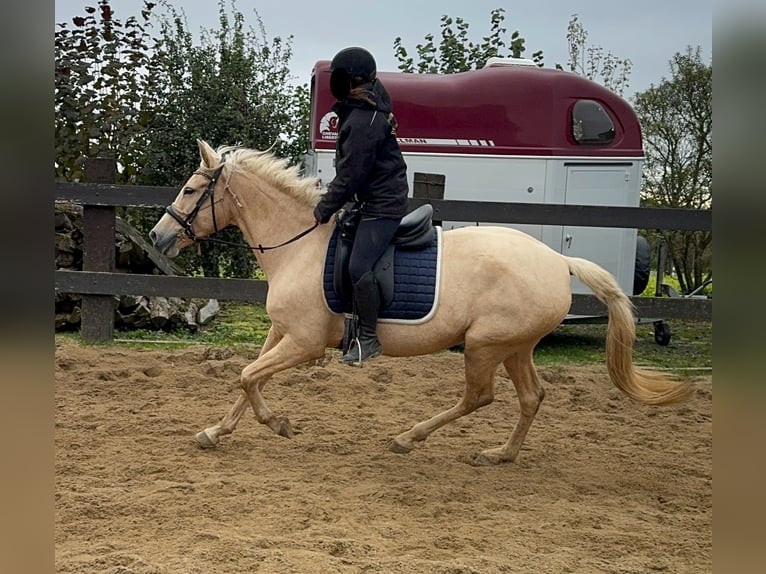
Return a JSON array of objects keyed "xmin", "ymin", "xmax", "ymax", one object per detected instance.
[{"xmin": 313, "ymin": 46, "xmax": 409, "ymax": 366}]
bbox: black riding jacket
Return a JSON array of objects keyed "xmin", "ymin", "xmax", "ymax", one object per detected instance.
[{"xmin": 313, "ymin": 80, "xmax": 409, "ymax": 224}]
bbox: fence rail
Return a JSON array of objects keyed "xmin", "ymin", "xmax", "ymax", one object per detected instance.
[
  {"xmin": 56, "ymin": 182, "xmax": 712, "ymax": 231},
  {"xmin": 55, "ymin": 160, "xmax": 712, "ymax": 342}
]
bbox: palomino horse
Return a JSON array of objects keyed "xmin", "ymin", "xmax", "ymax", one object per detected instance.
[{"xmin": 149, "ymin": 140, "xmax": 691, "ymax": 465}]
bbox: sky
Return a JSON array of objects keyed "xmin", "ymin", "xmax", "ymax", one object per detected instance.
[{"xmin": 54, "ymin": 0, "xmax": 712, "ymax": 100}]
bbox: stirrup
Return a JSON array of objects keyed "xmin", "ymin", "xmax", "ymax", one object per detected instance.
[{"xmin": 340, "ymin": 337, "xmax": 381, "ymax": 367}]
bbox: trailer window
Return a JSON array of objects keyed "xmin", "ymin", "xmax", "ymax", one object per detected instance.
[{"xmin": 572, "ymin": 100, "xmax": 615, "ymax": 145}]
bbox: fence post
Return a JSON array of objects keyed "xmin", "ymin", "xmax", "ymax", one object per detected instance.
[
  {"xmin": 80, "ymin": 158, "xmax": 117, "ymax": 342},
  {"xmin": 412, "ymin": 172, "xmax": 445, "ymax": 226}
]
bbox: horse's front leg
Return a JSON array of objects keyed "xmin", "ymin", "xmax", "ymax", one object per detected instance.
[
  {"xmin": 240, "ymin": 334, "xmax": 324, "ymax": 439},
  {"xmin": 195, "ymin": 327, "xmax": 283, "ymax": 448}
]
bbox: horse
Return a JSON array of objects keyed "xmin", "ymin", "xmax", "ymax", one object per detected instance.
[{"xmin": 149, "ymin": 139, "xmax": 692, "ymax": 465}]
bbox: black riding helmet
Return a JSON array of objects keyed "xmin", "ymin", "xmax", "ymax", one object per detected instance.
[{"xmin": 329, "ymin": 47, "xmax": 377, "ymax": 100}]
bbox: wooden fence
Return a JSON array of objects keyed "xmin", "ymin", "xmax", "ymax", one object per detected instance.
[{"xmin": 55, "ymin": 159, "xmax": 712, "ymax": 342}]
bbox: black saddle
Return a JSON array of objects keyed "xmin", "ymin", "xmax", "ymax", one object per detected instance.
[{"xmin": 333, "ymin": 203, "xmax": 437, "ymax": 310}]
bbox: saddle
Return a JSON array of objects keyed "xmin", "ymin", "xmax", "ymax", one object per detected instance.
[{"xmin": 332, "ymin": 202, "xmax": 437, "ymax": 310}]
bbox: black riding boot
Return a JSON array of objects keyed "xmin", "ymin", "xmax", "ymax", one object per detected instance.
[{"xmin": 341, "ymin": 272, "xmax": 383, "ymax": 366}]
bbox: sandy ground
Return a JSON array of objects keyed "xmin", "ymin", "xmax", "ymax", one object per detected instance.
[{"xmin": 55, "ymin": 337, "xmax": 712, "ymax": 574}]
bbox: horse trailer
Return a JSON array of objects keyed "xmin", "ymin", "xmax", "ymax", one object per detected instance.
[{"xmin": 304, "ymin": 57, "xmax": 651, "ymax": 305}]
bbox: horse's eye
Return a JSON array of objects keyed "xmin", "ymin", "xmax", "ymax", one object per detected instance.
[{"xmin": 183, "ymin": 187, "xmax": 195, "ymax": 195}]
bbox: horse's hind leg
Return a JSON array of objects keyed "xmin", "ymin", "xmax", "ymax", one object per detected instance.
[
  {"xmin": 195, "ymin": 327, "xmax": 282, "ymax": 448},
  {"xmin": 474, "ymin": 347, "xmax": 545, "ymax": 465},
  {"xmin": 391, "ymin": 347, "xmax": 499, "ymax": 454}
]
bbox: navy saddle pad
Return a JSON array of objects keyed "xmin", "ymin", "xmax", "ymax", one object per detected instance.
[{"xmin": 322, "ymin": 225, "xmax": 442, "ymax": 324}]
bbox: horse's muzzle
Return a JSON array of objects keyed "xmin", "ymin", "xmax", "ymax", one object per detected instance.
[{"xmin": 149, "ymin": 222, "xmax": 181, "ymax": 258}]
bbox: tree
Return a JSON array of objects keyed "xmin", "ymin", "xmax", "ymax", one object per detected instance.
[
  {"xmin": 561, "ymin": 13, "xmax": 632, "ymax": 96},
  {"xmin": 55, "ymin": 0, "xmax": 310, "ymax": 279},
  {"xmin": 135, "ymin": 0, "xmax": 309, "ymax": 278},
  {"xmin": 138, "ymin": 0, "xmax": 308, "ymax": 187},
  {"xmin": 633, "ymin": 47, "xmax": 712, "ymax": 293},
  {"xmin": 55, "ymin": 0, "xmax": 157, "ymax": 183},
  {"xmin": 393, "ymin": 8, "xmax": 543, "ymax": 74}
]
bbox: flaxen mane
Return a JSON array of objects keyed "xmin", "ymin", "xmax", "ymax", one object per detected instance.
[{"xmin": 216, "ymin": 145, "xmax": 322, "ymax": 208}]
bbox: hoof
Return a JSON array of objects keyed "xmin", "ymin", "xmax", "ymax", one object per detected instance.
[
  {"xmin": 472, "ymin": 448, "xmax": 513, "ymax": 466},
  {"xmin": 389, "ymin": 436, "xmax": 414, "ymax": 454},
  {"xmin": 471, "ymin": 452, "xmax": 501, "ymax": 466},
  {"xmin": 276, "ymin": 417, "xmax": 294, "ymax": 439},
  {"xmin": 195, "ymin": 429, "xmax": 218, "ymax": 449}
]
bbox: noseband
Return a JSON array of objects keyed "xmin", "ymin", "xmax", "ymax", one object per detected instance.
[{"xmin": 165, "ymin": 165, "xmax": 225, "ymax": 241}]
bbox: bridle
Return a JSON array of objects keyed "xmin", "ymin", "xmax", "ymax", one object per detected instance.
[
  {"xmin": 164, "ymin": 162, "xmax": 319, "ymax": 254},
  {"xmin": 165, "ymin": 165, "xmax": 225, "ymax": 241}
]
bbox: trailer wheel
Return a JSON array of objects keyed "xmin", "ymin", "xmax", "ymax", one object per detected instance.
[
  {"xmin": 653, "ymin": 321, "xmax": 671, "ymax": 346},
  {"xmin": 633, "ymin": 235, "xmax": 651, "ymax": 295}
]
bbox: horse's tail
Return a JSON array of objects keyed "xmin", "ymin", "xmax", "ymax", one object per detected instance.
[{"xmin": 565, "ymin": 256, "xmax": 693, "ymax": 406}]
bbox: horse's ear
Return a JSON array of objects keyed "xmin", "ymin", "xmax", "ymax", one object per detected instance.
[{"xmin": 197, "ymin": 139, "xmax": 218, "ymax": 168}]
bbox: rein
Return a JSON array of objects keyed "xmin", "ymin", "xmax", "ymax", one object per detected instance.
[
  {"xmin": 197, "ymin": 221, "xmax": 319, "ymax": 254},
  {"xmin": 165, "ymin": 162, "xmax": 319, "ymax": 254}
]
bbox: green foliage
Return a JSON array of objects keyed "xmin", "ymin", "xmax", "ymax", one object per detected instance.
[
  {"xmin": 134, "ymin": 0, "xmax": 310, "ymax": 278},
  {"xmin": 633, "ymin": 47, "xmax": 712, "ymax": 293},
  {"xmin": 55, "ymin": 0, "xmax": 311, "ymax": 279},
  {"xmin": 637, "ymin": 272, "xmax": 713, "ymax": 298},
  {"xmin": 391, "ymin": 10, "xmax": 631, "ymax": 103},
  {"xmin": 561, "ymin": 14, "xmax": 632, "ymax": 96},
  {"xmin": 138, "ymin": 0, "xmax": 308, "ymax": 187},
  {"xmin": 55, "ymin": 0, "xmax": 157, "ymax": 182},
  {"xmin": 393, "ymin": 8, "xmax": 543, "ymax": 74}
]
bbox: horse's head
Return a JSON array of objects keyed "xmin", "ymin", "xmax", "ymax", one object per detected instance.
[{"xmin": 150, "ymin": 140, "xmax": 236, "ymax": 257}]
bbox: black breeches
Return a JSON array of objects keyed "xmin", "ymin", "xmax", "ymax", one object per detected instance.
[{"xmin": 348, "ymin": 216, "xmax": 401, "ymax": 284}]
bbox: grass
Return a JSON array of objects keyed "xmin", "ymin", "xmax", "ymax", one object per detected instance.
[
  {"xmin": 638, "ymin": 272, "xmax": 713, "ymax": 298},
  {"xmin": 535, "ymin": 319, "xmax": 712, "ymax": 371},
  {"xmin": 64, "ymin": 301, "xmax": 274, "ymax": 351},
  {"xmin": 60, "ymin": 301, "xmax": 712, "ymax": 374}
]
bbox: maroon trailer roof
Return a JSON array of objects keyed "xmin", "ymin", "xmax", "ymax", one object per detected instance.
[{"xmin": 310, "ymin": 60, "xmax": 643, "ymax": 157}]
